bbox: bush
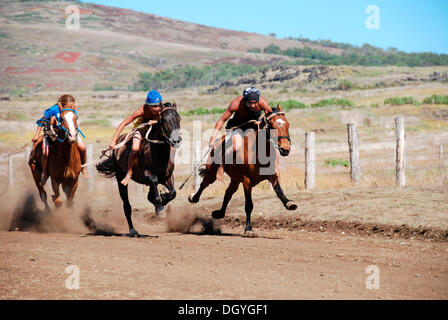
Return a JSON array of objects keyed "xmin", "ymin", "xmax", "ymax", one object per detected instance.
[
  {"xmin": 132, "ymin": 64, "xmax": 265, "ymax": 91},
  {"xmin": 384, "ymin": 97, "xmax": 419, "ymax": 105},
  {"xmin": 269, "ymin": 100, "xmax": 309, "ymax": 111},
  {"xmin": 325, "ymin": 158, "xmax": 350, "ymax": 167},
  {"xmin": 422, "ymin": 95, "xmax": 448, "ymax": 105},
  {"xmin": 338, "ymin": 80, "xmax": 353, "ymax": 91},
  {"xmin": 311, "ymin": 99, "xmax": 355, "ymax": 108}
]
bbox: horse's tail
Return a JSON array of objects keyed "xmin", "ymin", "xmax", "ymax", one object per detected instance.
[{"xmin": 96, "ymin": 157, "xmax": 116, "ymax": 178}]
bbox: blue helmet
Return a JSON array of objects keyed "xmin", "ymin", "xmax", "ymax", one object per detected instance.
[{"xmin": 145, "ymin": 90, "xmax": 162, "ymax": 105}]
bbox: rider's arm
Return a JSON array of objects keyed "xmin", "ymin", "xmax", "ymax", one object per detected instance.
[
  {"xmin": 208, "ymin": 99, "xmax": 239, "ymax": 147},
  {"xmin": 32, "ymin": 126, "xmax": 43, "ymax": 143},
  {"xmin": 258, "ymin": 97, "xmax": 273, "ymax": 114},
  {"xmin": 109, "ymin": 107, "xmax": 143, "ymax": 149}
]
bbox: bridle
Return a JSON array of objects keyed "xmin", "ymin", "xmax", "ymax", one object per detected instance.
[
  {"xmin": 55, "ymin": 108, "xmax": 85, "ymax": 143},
  {"xmin": 145, "ymin": 107, "xmax": 181, "ymax": 146},
  {"xmin": 262, "ymin": 111, "xmax": 292, "ymax": 145}
]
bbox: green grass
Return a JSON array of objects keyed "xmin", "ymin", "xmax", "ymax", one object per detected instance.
[
  {"xmin": 384, "ymin": 96, "xmax": 419, "ymax": 105},
  {"xmin": 132, "ymin": 64, "xmax": 266, "ymax": 91},
  {"xmin": 324, "ymin": 158, "xmax": 350, "ymax": 167},
  {"xmin": 311, "ymin": 98, "xmax": 355, "ymax": 108},
  {"xmin": 337, "ymin": 80, "xmax": 354, "ymax": 90},
  {"xmin": 422, "ymin": 95, "xmax": 448, "ymax": 105},
  {"xmin": 269, "ymin": 100, "xmax": 309, "ymax": 111},
  {"xmin": 269, "ymin": 98, "xmax": 356, "ymax": 111}
]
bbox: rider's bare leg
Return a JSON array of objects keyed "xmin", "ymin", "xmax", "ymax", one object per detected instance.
[
  {"xmin": 76, "ymin": 135, "xmax": 89, "ymax": 179},
  {"xmin": 41, "ymin": 139, "xmax": 50, "ymax": 186},
  {"xmin": 121, "ymin": 134, "xmax": 141, "ymax": 186},
  {"xmin": 217, "ymin": 133, "xmax": 244, "ymax": 181}
]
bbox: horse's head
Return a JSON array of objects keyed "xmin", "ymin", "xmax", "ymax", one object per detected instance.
[
  {"xmin": 59, "ymin": 108, "xmax": 79, "ymax": 144},
  {"xmin": 264, "ymin": 105, "xmax": 291, "ymax": 156},
  {"xmin": 159, "ymin": 102, "xmax": 182, "ymax": 148}
]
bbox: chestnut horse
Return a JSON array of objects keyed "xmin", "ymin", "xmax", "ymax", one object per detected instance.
[
  {"xmin": 29, "ymin": 108, "xmax": 82, "ymax": 209},
  {"xmin": 188, "ymin": 106, "xmax": 297, "ymax": 237},
  {"xmin": 96, "ymin": 103, "xmax": 182, "ymax": 237}
]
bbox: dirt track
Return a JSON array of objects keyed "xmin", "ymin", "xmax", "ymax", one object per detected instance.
[{"xmin": 1, "ymin": 206, "xmax": 447, "ymax": 300}]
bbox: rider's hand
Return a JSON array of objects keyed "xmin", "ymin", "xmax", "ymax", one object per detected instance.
[
  {"xmin": 148, "ymin": 120, "xmax": 158, "ymax": 126},
  {"xmin": 208, "ymin": 137, "xmax": 215, "ymax": 149},
  {"xmin": 32, "ymin": 135, "xmax": 39, "ymax": 143},
  {"xmin": 50, "ymin": 116, "xmax": 57, "ymax": 126},
  {"xmin": 109, "ymin": 142, "xmax": 116, "ymax": 150}
]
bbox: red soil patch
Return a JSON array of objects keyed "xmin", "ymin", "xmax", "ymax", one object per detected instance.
[
  {"xmin": 54, "ymin": 51, "xmax": 81, "ymax": 64},
  {"xmin": 3, "ymin": 67, "xmax": 41, "ymax": 75},
  {"xmin": 47, "ymin": 67, "xmax": 88, "ymax": 73}
]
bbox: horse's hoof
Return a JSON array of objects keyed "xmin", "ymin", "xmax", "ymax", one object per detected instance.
[
  {"xmin": 54, "ymin": 199, "xmax": 63, "ymax": 208},
  {"xmin": 243, "ymin": 230, "xmax": 257, "ymax": 238},
  {"xmin": 155, "ymin": 204, "xmax": 165, "ymax": 213},
  {"xmin": 285, "ymin": 201, "xmax": 298, "ymax": 211},
  {"xmin": 128, "ymin": 228, "xmax": 139, "ymax": 237},
  {"xmin": 188, "ymin": 193, "xmax": 198, "ymax": 203},
  {"xmin": 156, "ymin": 209, "xmax": 166, "ymax": 219},
  {"xmin": 211, "ymin": 210, "xmax": 225, "ymax": 219}
]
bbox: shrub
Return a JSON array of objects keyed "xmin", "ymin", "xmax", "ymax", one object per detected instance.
[
  {"xmin": 269, "ymin": 100, "xmax": 309, "ymax": 111},
  {"xmin": 325, "ymin": 158, "xmax": 350, "ymax": 167},
  {"xmin": 422, "ymin": 95, "xmax": 448, "ymax": 105},
  {"xmin": 384, "ymin": 96, "xmax": 419, "ymax": 105},
  {"xmin": 311, "ymin": 99, "xmax": 355, "ymax": 108},
  {"xmin": 338, "ymin": 80, "xmax": 353, "ymax": 91}
]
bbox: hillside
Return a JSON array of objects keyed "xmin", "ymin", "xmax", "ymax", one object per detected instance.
[{"xmin": 0, "ymin": 0, "xmax": 343, "ymax": 95}]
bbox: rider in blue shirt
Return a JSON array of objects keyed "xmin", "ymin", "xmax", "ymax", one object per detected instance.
[{"xmin": 32, "ymin": 95, "xmax": 88, "ymax": 183}]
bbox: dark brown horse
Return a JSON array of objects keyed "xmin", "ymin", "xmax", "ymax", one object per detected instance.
[
  {"xmin": 96, "ymin": 103, "xmax": 182, "ymax": 237},
  {"xmin": 29, "ymin": 108, "xmax": 82, "ymax": 209},
  {"xmin": 188, "ymin": 105, "xmax": 297, "ymax": 237}
]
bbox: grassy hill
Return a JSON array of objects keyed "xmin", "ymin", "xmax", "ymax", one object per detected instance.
[{"xmin": 2, "ymin": 0, "xmax": 447, "ymax": 97}]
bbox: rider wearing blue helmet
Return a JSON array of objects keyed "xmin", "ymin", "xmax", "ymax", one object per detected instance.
[{"xmin": 109, "ymin": 90, "xmax": 163, "ymax": 186}]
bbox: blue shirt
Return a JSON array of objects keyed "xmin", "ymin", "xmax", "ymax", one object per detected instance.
[{"xmin": 36, "ymin": 104, "xmax": 61, "ymax": 127}]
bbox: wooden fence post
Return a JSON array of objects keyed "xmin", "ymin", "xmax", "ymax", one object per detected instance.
[
  {"xmin": 194, "ymin": 140, "xmax": 201, "ymax": 191},
  {"xmin": 347, "ymin": 123, "xmax": 360, "ymax": 184},
  {"xmin": 395, "ymin": 117, "xmax": 405, "ymax": 187},
  {"xmin": 8, "ymin": 155, "xmax": 13, "ymax": 189},
  {"xmin": 305, "ymin": 132, "xmax": 315, "ymax": 190}
]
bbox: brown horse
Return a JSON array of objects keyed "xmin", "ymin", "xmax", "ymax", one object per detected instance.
[
  {"xmin": 96, "ymin": 103, "xmax": 182, "ymax": 237},
  {"xmin": 29, "ymin": 108, "xmax": 82, "ymax": 209},
  {"xmin": 188, "ymin": 105, "xmax": 297, "ymax": 237}
]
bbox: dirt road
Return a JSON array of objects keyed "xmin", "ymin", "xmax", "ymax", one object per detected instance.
[{"xmin": 1, "ymin": 214, "xmax": 447, "ymax": 299}]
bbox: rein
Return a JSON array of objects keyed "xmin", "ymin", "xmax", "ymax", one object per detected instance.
[
  {"xmin": 262, "ymin": 111, "xmax": 291, "ymax": 148},
  {"xmin": 145, "ymin": 107, "xmax": 179, "ymax": 146},
  {"xmin": 54, "ymin": 109, "xmax": 85, "ymax": 143}
]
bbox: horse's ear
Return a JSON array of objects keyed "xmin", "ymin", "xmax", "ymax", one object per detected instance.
[
  {"xmin": 277, "ymin": 104, "xmax": 283, "ymax": 111},
  {"xmin": 173, "ymin": 103, "xmax": 177, "ymax": 109}
]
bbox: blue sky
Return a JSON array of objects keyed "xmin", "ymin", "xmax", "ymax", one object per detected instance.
[{"xmin": 82, "ymin": 0, "xmax": 448, "ymax": 54}]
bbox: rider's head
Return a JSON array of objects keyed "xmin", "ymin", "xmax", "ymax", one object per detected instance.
[
  {"xmin": 145, "ymin": 90, "xmax": 163, "ymax": 115},
  {"xmin": 242, "ymin": 87, "xmax": 260, "ymax": 112},
  {"xmin": 58, "ymin": 94, "xmax": 75, "ymax": 110}
]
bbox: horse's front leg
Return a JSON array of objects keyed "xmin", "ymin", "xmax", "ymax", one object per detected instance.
[
  {"xmin": 144, "ymin": 170, "xmax": 164, "ymax": 214},
  {"xmin": 269, "ymin": 174, "xmax": 297, "ymax": 210},
  {"xmin": 50, "ymin": 177, "xmax": 63, "ymax": 208},
  {"xmin": 160, "ymin": 175, "xmax": 176, "ymax": 206},
  {"xmin": 63, "ymin": 179, "xmax": 79, "ymax": 208}
]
